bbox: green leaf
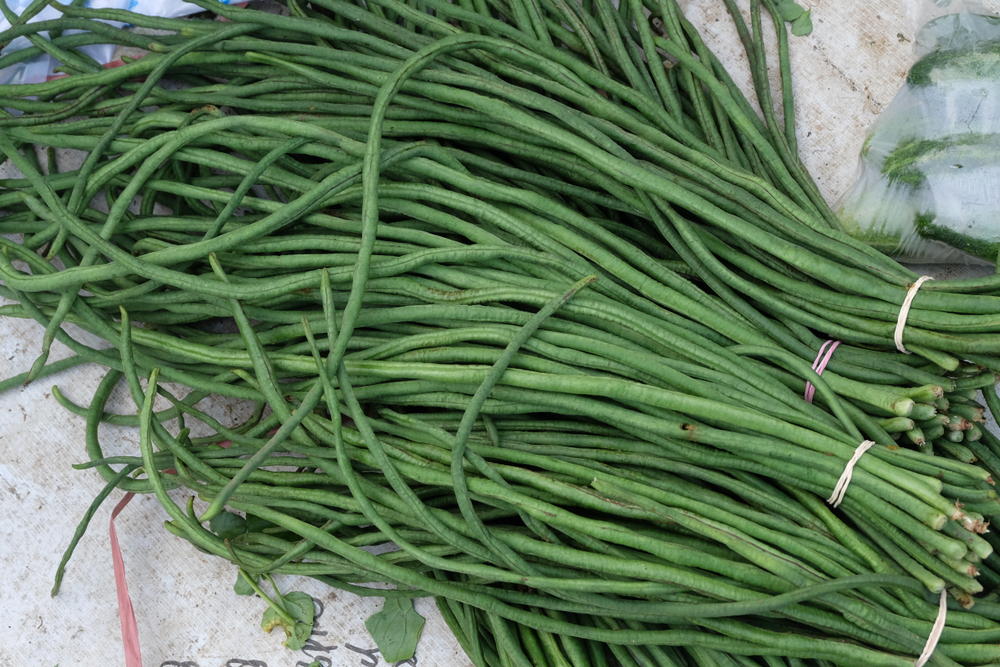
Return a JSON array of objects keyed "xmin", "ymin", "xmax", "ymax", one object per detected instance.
[
  {"xmin": 245, "ymin": 513, "xmax": 277, "ymax": 533},
  {"xmin": 209, "ymin": 510, "xmax": 246, "ymax": 540},
  {"xmin": 791, "ymin": 8, "xmax": 813, "ymax": 36},
  {"xmin": 262, "ymin": 590, "xmax": 315, "ymax": 650},
  {"xmin": 283, "ymin": 591, "xmax": 316, "ymax": 642},
  {"xmin": 261, "ymin": 608, "xmax": 289, "ymax": 637},
  {"xmin": 365, "ymin": 597, "xmax": 426, "ymax": 663},
  {"xmin": 774, "ymin": 0, "xmax": 803, "ymax": 22},
  {"xmin": 234, "ymin": 571, "xmax": 257, "ymax": 596}
]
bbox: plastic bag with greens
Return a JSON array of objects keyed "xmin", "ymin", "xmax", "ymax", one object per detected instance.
[
  {"xmin": 837, "ymin": 0, "xmax": 1000, "ymax": 264},
  {"xmin": 0, "ymin": 0, "xmax": 220, "ymax": 87}
]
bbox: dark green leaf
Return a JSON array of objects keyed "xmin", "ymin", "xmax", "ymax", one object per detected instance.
[
  {"xmin": 365, "ymin": 597, "xmax": 425, "ymax": 663},
  {"xmin": 234, "ymin": 571, "xmax": 257, "ymax": 596},
  {"xmin": 245, "ymin": 514, "xmax": 277, "ymax": 533},
  {"xmin": 791, "ymin": 8, "xmax": 813, "ymax": 36},
  {"xmin": 209, "ymin": 511, "xmax": 246, "ymax": 540}
]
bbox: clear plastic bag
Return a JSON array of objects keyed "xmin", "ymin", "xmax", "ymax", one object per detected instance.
[
  {"xmin": 0, "ymin": 0, "xmax": 218, "ymax": 87},
  {"xmin": 836, "ymin": 0, "xmax": 1000, "ymax": 264}
]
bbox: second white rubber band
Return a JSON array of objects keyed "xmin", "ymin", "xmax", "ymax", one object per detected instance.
[
  {"xmin": 894, "ymin": 276, "xmax": 934, "ymax": 354},
  {"xmin": 914, "ymin": 589, "xmax": 948, "ymax": 667},
  {"xmin": 827, "ymin": 440, "xmax": 875, "ymax": 508}
]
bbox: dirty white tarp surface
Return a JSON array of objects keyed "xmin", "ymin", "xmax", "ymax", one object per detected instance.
[
  {"xmin": 1, "ymin": 1, "xmax": 993, "ymax": 665},
  {"xmin": 0, "ymin": 311, "xmax": 472, "ymax": 667}
]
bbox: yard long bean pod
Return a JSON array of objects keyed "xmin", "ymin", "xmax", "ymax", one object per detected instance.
[{"xmin": 6, "ymin": 0, "xmax": 1000, "ymax": 665}]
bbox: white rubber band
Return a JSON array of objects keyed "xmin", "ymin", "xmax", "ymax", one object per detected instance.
[
  {"xmin": 826, "ymin": 440, "xmax": 874, "ymax": 508},
  {"xmin": 914, "ymin": 589, "xmax": 948, "ymax": 667},
  {"xmin": 894, "ymin": 276, "xmax": 934, "ymax": 354}
]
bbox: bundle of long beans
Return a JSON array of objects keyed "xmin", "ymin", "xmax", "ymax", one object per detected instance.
[{"xmin": 5, "ymin": 0, "xmax": 1000, "ymax": 665}]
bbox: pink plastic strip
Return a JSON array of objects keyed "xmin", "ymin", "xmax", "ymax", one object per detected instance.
[
  {"xmin": 107, "ymin": 424, "xmax": 274, "ymax": 665},
  {"xmin": 804, "ymin": 340, "xmax": 840, "ymax": 404},
  {"xmin": 46, "ymin": 57, "xmax": 140, "ymax": 81},
  {"xmin": 110, "ymin": 492, "xmax": 142, "ymax": 667}
]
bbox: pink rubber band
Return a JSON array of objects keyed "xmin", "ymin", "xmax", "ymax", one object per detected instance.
[
  {"xmin": 110, "ymin": 492, "xmax": 143, "ymax": 667},
  {"xmin": 804, "ymin": 340, "xmax": 840, "ymax": 404}
]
